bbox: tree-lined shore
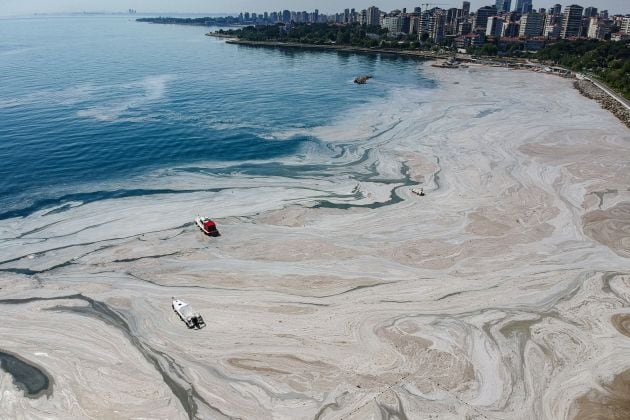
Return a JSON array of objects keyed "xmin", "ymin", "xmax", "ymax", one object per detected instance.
[{"xmin": 537, "ymin": 39, "xmax": 630, "ymax": 99}]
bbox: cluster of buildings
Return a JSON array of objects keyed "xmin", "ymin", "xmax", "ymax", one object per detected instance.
[
  {"xmin": 481, "ymin": 4, "xmax": 630, "ymax": 42},
  {"xmin": 235, "ymin": 8, "xmax": 390, "ymax": 26},
  {"xmin": 238, "ymin": 4, "xmax": 629, "ymax": 50}
]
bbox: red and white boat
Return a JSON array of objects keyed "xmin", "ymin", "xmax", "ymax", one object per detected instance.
[{"xmin": 195, "ymin": 216, "xmax": 220, "ymax": 237}]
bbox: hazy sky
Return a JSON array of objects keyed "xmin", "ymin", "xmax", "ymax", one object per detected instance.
[{"xmin": 1, "ymin": 0, "xmax": 627, "ymax": 16}]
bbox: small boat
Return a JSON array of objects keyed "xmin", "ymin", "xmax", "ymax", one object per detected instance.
[
  {"xmin": 412, "ymin": 187, "xmax": 425, "ymax": 197},
  {"xmin": 172, "ymin": 298, "xmax": 206, "ymax": 329},
  {"xmin": 195, "ymin": 215, "xmax": 220, "ymax": 237}
]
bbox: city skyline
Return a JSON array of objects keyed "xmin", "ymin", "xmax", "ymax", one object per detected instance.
[{"xmin": 1, "ymin": 0, "xmax": 628, "ymax": 17}]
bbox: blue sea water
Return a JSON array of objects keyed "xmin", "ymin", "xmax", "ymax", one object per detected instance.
[{"xmin": 0, "ymin": 15, "xmax": 431, "ymax": 218}]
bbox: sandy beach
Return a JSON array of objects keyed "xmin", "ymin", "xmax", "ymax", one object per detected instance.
[{"xmin": 1, "ymin": 64, "xmax": 630, "ymax": 419}]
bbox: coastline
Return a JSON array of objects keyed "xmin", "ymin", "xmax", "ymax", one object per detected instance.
[
  {"xmin": 209, "ymin": 35, "xmax": 630, "ymax": 128},
  {"xmin": 574, "ymin": 79, "xmax": 630, "ymax": 128},
  {"xmin": 2, "ymin": 63, "xmax": 630, "ymax": 419},
  {"xmin": 210, "ymin": 35, "xmax": 451, "ymax": 60}
]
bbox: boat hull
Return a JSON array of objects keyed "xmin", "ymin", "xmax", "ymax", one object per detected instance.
[{"xmin": 195, "ymin": 217, "xmax": 220, "ymax": 237}]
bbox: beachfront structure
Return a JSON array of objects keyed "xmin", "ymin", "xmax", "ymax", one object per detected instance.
[
  {"xmin": 454, "ymin": 33, "xmax": 485, "ymax": 48},
  {"xmin": 561, "ymin": 4, "xmax": 584, "ymax": 38},
  {"xmin": 519, "ymin": 13, "xmax": 544, "ymax": 37}
]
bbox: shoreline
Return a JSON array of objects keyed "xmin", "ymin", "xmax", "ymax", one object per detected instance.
[
  {"xmin": 575, "ymin": 79, "xmax": 630, "ymax": 128},
  {"xmin": 209, "ymin": 35, "xmax": 630, "ymax": 129},
  {"xmin": 210, "ymin": 35, "xmax": 451, "ymax": 60}
]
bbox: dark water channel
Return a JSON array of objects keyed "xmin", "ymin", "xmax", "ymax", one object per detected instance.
[{"xmin": 0, "ymin": 350, "xmax": 52, "ymax": 397}]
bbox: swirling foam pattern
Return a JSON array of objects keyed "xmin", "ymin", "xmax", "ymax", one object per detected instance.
[{"xmin": 1, "ymin": 15, "xmax": 630, "ymax": 420}]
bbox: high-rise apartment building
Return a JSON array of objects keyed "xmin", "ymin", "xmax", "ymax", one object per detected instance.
[
  {"xmin": 359, "ymin": 9, "xmax": 367, "ymax": 25},
  {"xmin": 462, "ymin": 1, "xmax": 471, "ymax": 17},
  {"xmin": 515, "ymin": 0, "xmax": 533, "ymax": 14},
  {"xmin": 587, "ymin": 17, "xmax": 610, "ymax": 39},
  {"xmin": 583, "ymin": 7, "xmax": 598, "ymax": 17},
  {"xmin": 458, "ymin": 20, "xmax": 472, "ymax": 35},
  {"xmin": 544, "ymin": 12, "xmax": 562, "ymax": 38},
  {"xmin": 366, "ymin": 6, "xmax": 381, "ymax": 26},
  {"xmin": 446, "ymin": 8, "xmax": 459, "ymax": 34},
  {"xmin": 383, "ymin": 15, "xmax": 401, "ymax": 33},
  {"xmin": 475, "ymin": 6, "xmax": 498, "ymax": 30},
  {"xmin": 503, "ymin": 21, "xmax": 520, "ymax": 36},
  {"xmin": 486, "ymin": 16, "xmax": 504, "ymax": 36},
  {"xmin": 383, "ymin": 14, "xmax": 410, "ymax": 34},
  {"xmin": 420, "ymin": 10, "xmax": 431, "ymax": 34},
  {"xmin": 429, "ymin": 11, "xmax": 446, "ymax": 43},
  {"xmin": 409, "ymin": 15, "xmax": 420, "ymax": 34},
  {"xmin": 560, "ymin": 4, "xmax": 584, "ymax": 38},
  {"xmin": 519, "ymin": 12, "xmax": 544, "ymax": 37},
  {"xmin": 400, "ymin": 15, "xmax": 411, "ymax": 33},
  {"xmin": 495, "ymin": 0, "xmax": 512, "ymax": 13}
]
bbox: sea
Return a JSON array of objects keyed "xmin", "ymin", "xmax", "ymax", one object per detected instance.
[{"xmin": 0, "ymin": 15, "xmax": 433, "ymax": 219}]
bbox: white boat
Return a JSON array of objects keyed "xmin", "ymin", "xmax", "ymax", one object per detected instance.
[{"xmin": 172, "ymin": 298, "xmax": 206, "ymax": 329}]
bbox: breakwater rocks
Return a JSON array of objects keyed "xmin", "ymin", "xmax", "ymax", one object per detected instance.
[{"xmin": 574, "ymin": 79, "xmax": 630, "ymax": 129}]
